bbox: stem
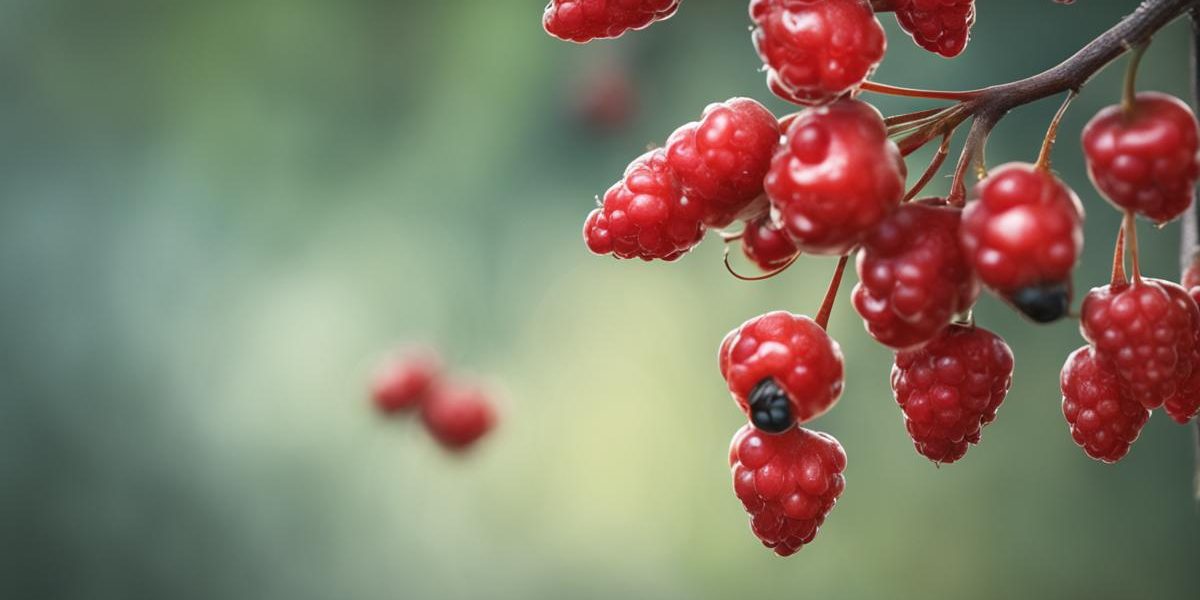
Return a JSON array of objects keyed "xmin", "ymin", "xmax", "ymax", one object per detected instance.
[
  {"xmin": 814, "ymin": 255, "xmax": 850, "ymax": 330},
  {"xmin": 1112, "ymin": 220, "xmax": 1127, "ymax": 286},
  {"xmin": 1123, "ymin": 41, "xmax": 1151, "ymax": 115},
  {"xmin": 1125, "ymin": 211, "xmax": 1142, "ymax": 284},
  {"xmin": 947, "ymin": 114, "xmax": 996, "ymax": 207},
  {"xmin": 860, "ymin": 80, "xmax": 982, "ymax": 102},
  {"xmin": 884, "ymin": 107, "xmax": 949, "ymax": 129},
  {"xmin": 904, "ymin": 132, "xmax": 953, "ymax": 202},
  {"xmin": 1035, "ymin": 91, "xmax": 1078, "ymax": 171}
]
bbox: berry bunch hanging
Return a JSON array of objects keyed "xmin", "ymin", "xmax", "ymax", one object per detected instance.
[
  {"xmin": 545, "ymin": 0, "xmax": 1200, "ymax": 556},
  {"xmin": 371, "ymin": 347, "xmax": 498, "ymax": 452}
]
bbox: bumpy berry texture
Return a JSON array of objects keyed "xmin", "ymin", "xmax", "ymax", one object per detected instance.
[
  {"xmin": 741, "ymin": 216, "xmax": 800, "ymax": 272},
  {"xmin": 853, "ymin": 200, "xmax": 979, "ymax": 349},
  {"xmin": 1060, "ymin": 346, "xmax": 1150, "ymax": 463},
  {"xmin": 765, "ymin": 99, "xmax": 906, "ymax": 255},
  {"xmin": 890, "ymin": 324, "xmax": 1013, "ymax": 463},
  {"xmin": 729, "ymin": 424, "xmax": 846, "ymax": 557},
  {"xmin": 1080, "ymin": 278, "xmax": 1197, "ymax": 409},
  {"xmin": 894, "ymin": 0, "xmax": 976, "ymax": 58},
  {"xmin": 1164, "ymin": 284, "xmax": 1200, "ymax": 423},
  {"xmin": 543, "ymin": 0, "xmax": 680, "ymax": 43},
  {"xmin": 959, "ymin": 162, "xmax": 1084, "ymax": 323},
  {"xmin": 719, "ymin": 311, "xmax": 845, "ymax": 431},
  {"xmin": 750, "ymin": 0, "xmax": 886, "ymax": 106},
  {"xmin": 371, "ymin": 350, "xmax": 441, "ymax": 414},
  {"xmin": 666, "ymin": 98, "xmax": 780, "ymax": 228},
  {"xmin": 421, "ymin": 384, "xmax": 498, "ymax": 451},
  {"xmin": 1082, "ymin": 92, "xmax": 1200, "ymax": 224},
  {"xmin": 583, "ymin": 149, "xmax": 705, "ymax": 261}
]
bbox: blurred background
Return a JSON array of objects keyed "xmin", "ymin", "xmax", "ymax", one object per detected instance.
[{"xmin": 2, "ymin": 1, "xmax": 1198, "ymax": 598}]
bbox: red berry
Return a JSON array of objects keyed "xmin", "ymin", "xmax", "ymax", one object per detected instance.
[
  {"xmin": 890, "ymin": 324, "xmax": 1013, "ymax": 464},
  {"xmin": 1183, "ymin": 254, "xmax": 1200, "ymax": 291},
  {"xmin": 729, "ymin": 424, "xmax": 846, "ymax": 557},
  {"xmin": 1060, "ymin": 346, "xmax": 1150, "ymax": 463},
  {"xmin": 852, "ymin": 200, "xmax": 979, "ymax": 349},
  {"xmin": 1164, "ymin": 284, "xmax": 1200, "ymax": 423},
  {"xmin": 371, "ymin": 349, "xmax": 442, "ymax": 414},
  {"xmin": 894, "ymin": 0, "xmax": 976, "ymax": 58},
  {"xmin": 1080, "ymin": 278, "xmax": 1198, "ymax": 409},
  {"xmin": 573, "ymin": 63, "xmax": 638, "ymax": 132},
  {"xmin": 583, "ymin": 148, "xmax": 706, "ymax": 261},
  {"xmin": 719, "ymin": 311, "xmax": 845, "ymax": 432},
  {"xmin": 1081, "ymin": 92, "xmax": 1200, "ymax": 224},
  {"xmin": 764, "ymin": 99, "xmax": 906, "ymax": 255},
  {"xmin": 959, "ymin": 162, "xmax": 1084, "ymax": 322},
  {"xmin": 741, "ymin": 216, "xmax": 801, "ymax": 271},
  {"xmin": 421, "ymin": 384, "xmax": 498, "ymax": 451},
  {"xmin": 543, "ymin": 0, "xmax": 680, "ymax": 43},
  {"xmin": 666, "ymin": 98, "xmax": 781, "ymax": 228},
  {"xmin": 750, "ymin": 0, "xmax": 887, "ymax": 106}
]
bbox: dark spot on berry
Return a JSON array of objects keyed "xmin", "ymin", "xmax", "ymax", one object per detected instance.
[
  {"xmin": 1009, "ymin": 283, "xmax": 1070, "ymax": 323},
  {"xmin": 749, "ymin": 378, "xmax": 795, "ymax": 433}
]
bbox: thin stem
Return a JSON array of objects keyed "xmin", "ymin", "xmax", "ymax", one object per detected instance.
[
  {"xmin": 904, "ymin": 131, "xmax": 953, "ymax": 202},
  {"xmin": 860, "ymin": 80, "xmax": 982, "ymax": 102},
  {"xmin": 814, "ymin": 255, "xmax": 850, "ymax": 330},
  {"xmin": 723, "ymin": 247, "xmax": 799, "ymax": 281},
  {"xmin": 1111, "ymin": 219, "xmax": 1127, "ymax": 286},
  {"xmin": 1122, "ymin": 41, "xmax": 1151, "ymax": 115},
  {"xmin": 1035, "ymin": 91, "xmax": 1078, "ymax": 171},
  {"xmin": 1124, "ymin": 211, "xmax": 1142, "ymax": 284},
  {"xmin": 947, "ymin": 115, "xmax": 996, "ymax": 207},
  {"xmin": 884, "ymin": 107, "xmax": 950, "ymax": 129}
]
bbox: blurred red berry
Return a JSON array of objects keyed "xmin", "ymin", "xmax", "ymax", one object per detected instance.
[
  {"xmin": 1082, "ymin": 92, "xmax": 1200, "ymax": 224},
  {"xmin": 719, "ymin": 311, "xmax": 844, "ymax": 432},
  {"xmin": 583, "ymin": 148, "xmax": 706, "ymax": 261},
  {"xmin": 729, "ymin": 424, "xmax": 846, "ymax": 557},
  {"xmin": 544, "ymin": 0, "xmax": 680, "ymax": 43},
  {"xmin": 894, "ymin": 0, "xmax": 975, "ymax": 58},
  {"xmin": 853, "ymin": 200, "xmax": 979, "ymax": 349},
  {"xmin": 741, "ymin": 216, "xmax": 800, "ymax": 271},
  {"xmin": 666, "ymin": 97, "xmax": 781, "ymax": 228},
  {"xmin": 959, "ymin": 163, "xmax": 1084, "ymax": 323},
  {"xmin": 751, "ymin": 0, "xmax": 886, "ymax": 105},
  {"xmin": 422, "ymin": 384, "xmax": 498, "ymax": 451},
  {"xmin": 371, "ymin": 349, "xmax": 442, "ymax": 414},
  {"xmin": 573, "ymin": 63, "xmax": 638, "ymax": 132},
  {"xmin": 1164, "ymin": 283, "xmax": 1200, "ymax": 423},
  {"xmin": 765, "ymin": 99, "xmax": 906, "ymax": 255},
  {"xmin": 1061, "ymin": 346, "xmax": 1150, "ymax": 463}
]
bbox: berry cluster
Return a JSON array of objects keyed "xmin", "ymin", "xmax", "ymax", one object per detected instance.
[
  {"xmin": 543, "ymin": 0, "xmax": 680, "ymax": 43},
  {"xmin": 545, "ymin": 0, "xmax": 1200, "ymax": 556},
  {"xmin": 371, "ymin": 348, "xmax": 498, "ymax": 452}
]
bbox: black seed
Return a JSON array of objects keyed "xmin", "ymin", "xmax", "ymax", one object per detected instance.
[
  {"xmin": 748, "ymin": 378, "xmax": 795, "ymax": 434},
  {"xmin": 1010, "ymin": 283, "xmax": 1070, "ymax": 323}
]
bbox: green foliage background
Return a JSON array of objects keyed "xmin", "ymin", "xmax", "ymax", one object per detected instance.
[{"xmin": 2, "ymin": 1, "xmax": 1198, "ymax": 598}]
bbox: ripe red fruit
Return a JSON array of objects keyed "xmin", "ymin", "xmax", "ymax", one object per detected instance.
[
  {"xmin": 665, "ymin": 98, "xmax": 781, "ymax": 228},
  {"xmin": 1060, "ymin": 346, "xmax": 1150, "ymax": 463},
  {"xmin": 893, "ymin": 0, "xmax": 976, "ymax": 58},
  {"xmin": 750, "ymin": 0, "xmax": 887, "ymax": 106},
  {"xmin": 729, "ymin": 424, "xmax": 846, "ymax": 557},
  {"xmin": 573, "ymin": 63, "xmax": 637, "ymax": 132},
  {"xmin": 1080, "ymin": 278, "xmax": 1198, "ymax": 409},
  {"xmin": 583, "ymin": 148, "xmax": 706, "ymax": 261},
  {"xmin": 421, "ymin": 384, "xmax": 498, "ymax": 451},
  {"xmin": 719, "ymin": 311, "xmax": 845, "ymax": 432},
  {"xmin": 764, "ymin": 99, "xmax": 906, "ymax": 255},
  {"xmin": 890, "ymin": 324, "xmax": 1013, "ymax": 464},
  {"xmin": 959, "ymin": 163, "xmax": 1084, "ymax": 323},
  {"xmin": 852, "ymin": 200, "xmax": 979, "ymax": 349},
  {"xmin": 371, "ymin": 350, "xmax": 442, "ymax": 414},
  {"xmin": 1081, "ymin": 92, "xmax": 1200, "ymax": 224},
  {"xmin": 741, "ymin": 216, "xmax": 800, "ymax": 271},
  {"xmin": 543, "ymin": 0, "xmax": 680, "ymax": 43},
  {"xmin": 1164, "ymin": 284, "xmax": 1200, "ymax": 424}
]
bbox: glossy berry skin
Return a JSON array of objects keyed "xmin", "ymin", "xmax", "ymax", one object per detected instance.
[
  {"xmin": 1080, "ymin": 278, "xmax": 1198, "ymax": 409},
  {"xmin": 1081, "ymin": 92, "xmax": 1200, "ymax": 224},
  {"xmin": 891, "ymin": 324, "xmax": 1013, "ymax": 464},
  {"xmin": 853, "ymin": 200, "xmax": 979, "ymax": 350},
  {"xmin": 666, "ymin": 98, "xmax": 780, "ymax": 228},
  {"xmin": 583, "ymin": 149, "xmax": 705, "ymax": 261},
  {"xmin": 765, "ymin": 99, "xmax": 906, "ymax": 255},
  {"xmin": 1061, "ymin": 346, "xmax": 1150, "ymax": 463},
  {"xmin": 1164, "ymin": 284, "xmax": 1200, "ymax": 423},
  {"xmin": 959, "ymin": 163, "xmax": 1084, "ymax": 323},
  {"xmin": 894, "ymin": 0, "xmax": 975, "ymax": 58},
  {"xmin": 421, "ymin": 385, "xmax": 498, "ymax": 451},
  {"xmin": 729, "ymin": 424, "xmax": 846, "ymax": 557},
  {"xmin": 719, "ymin": 311, "xmax": 845, "ymax": 431},
  {"xmin": 741, "ymin": 216, "xmax": 800, "ymax": 271},
  {"xmin": 750, "ymin": 0, "xmax": 886, "ymax": 106},
  {"xmin": 371, "ymin": 350, "xmax": 441, "ymax": 414},
  {"xmin": 543, "ymin": 0, "xmax": 680, "ymax": 43}
]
